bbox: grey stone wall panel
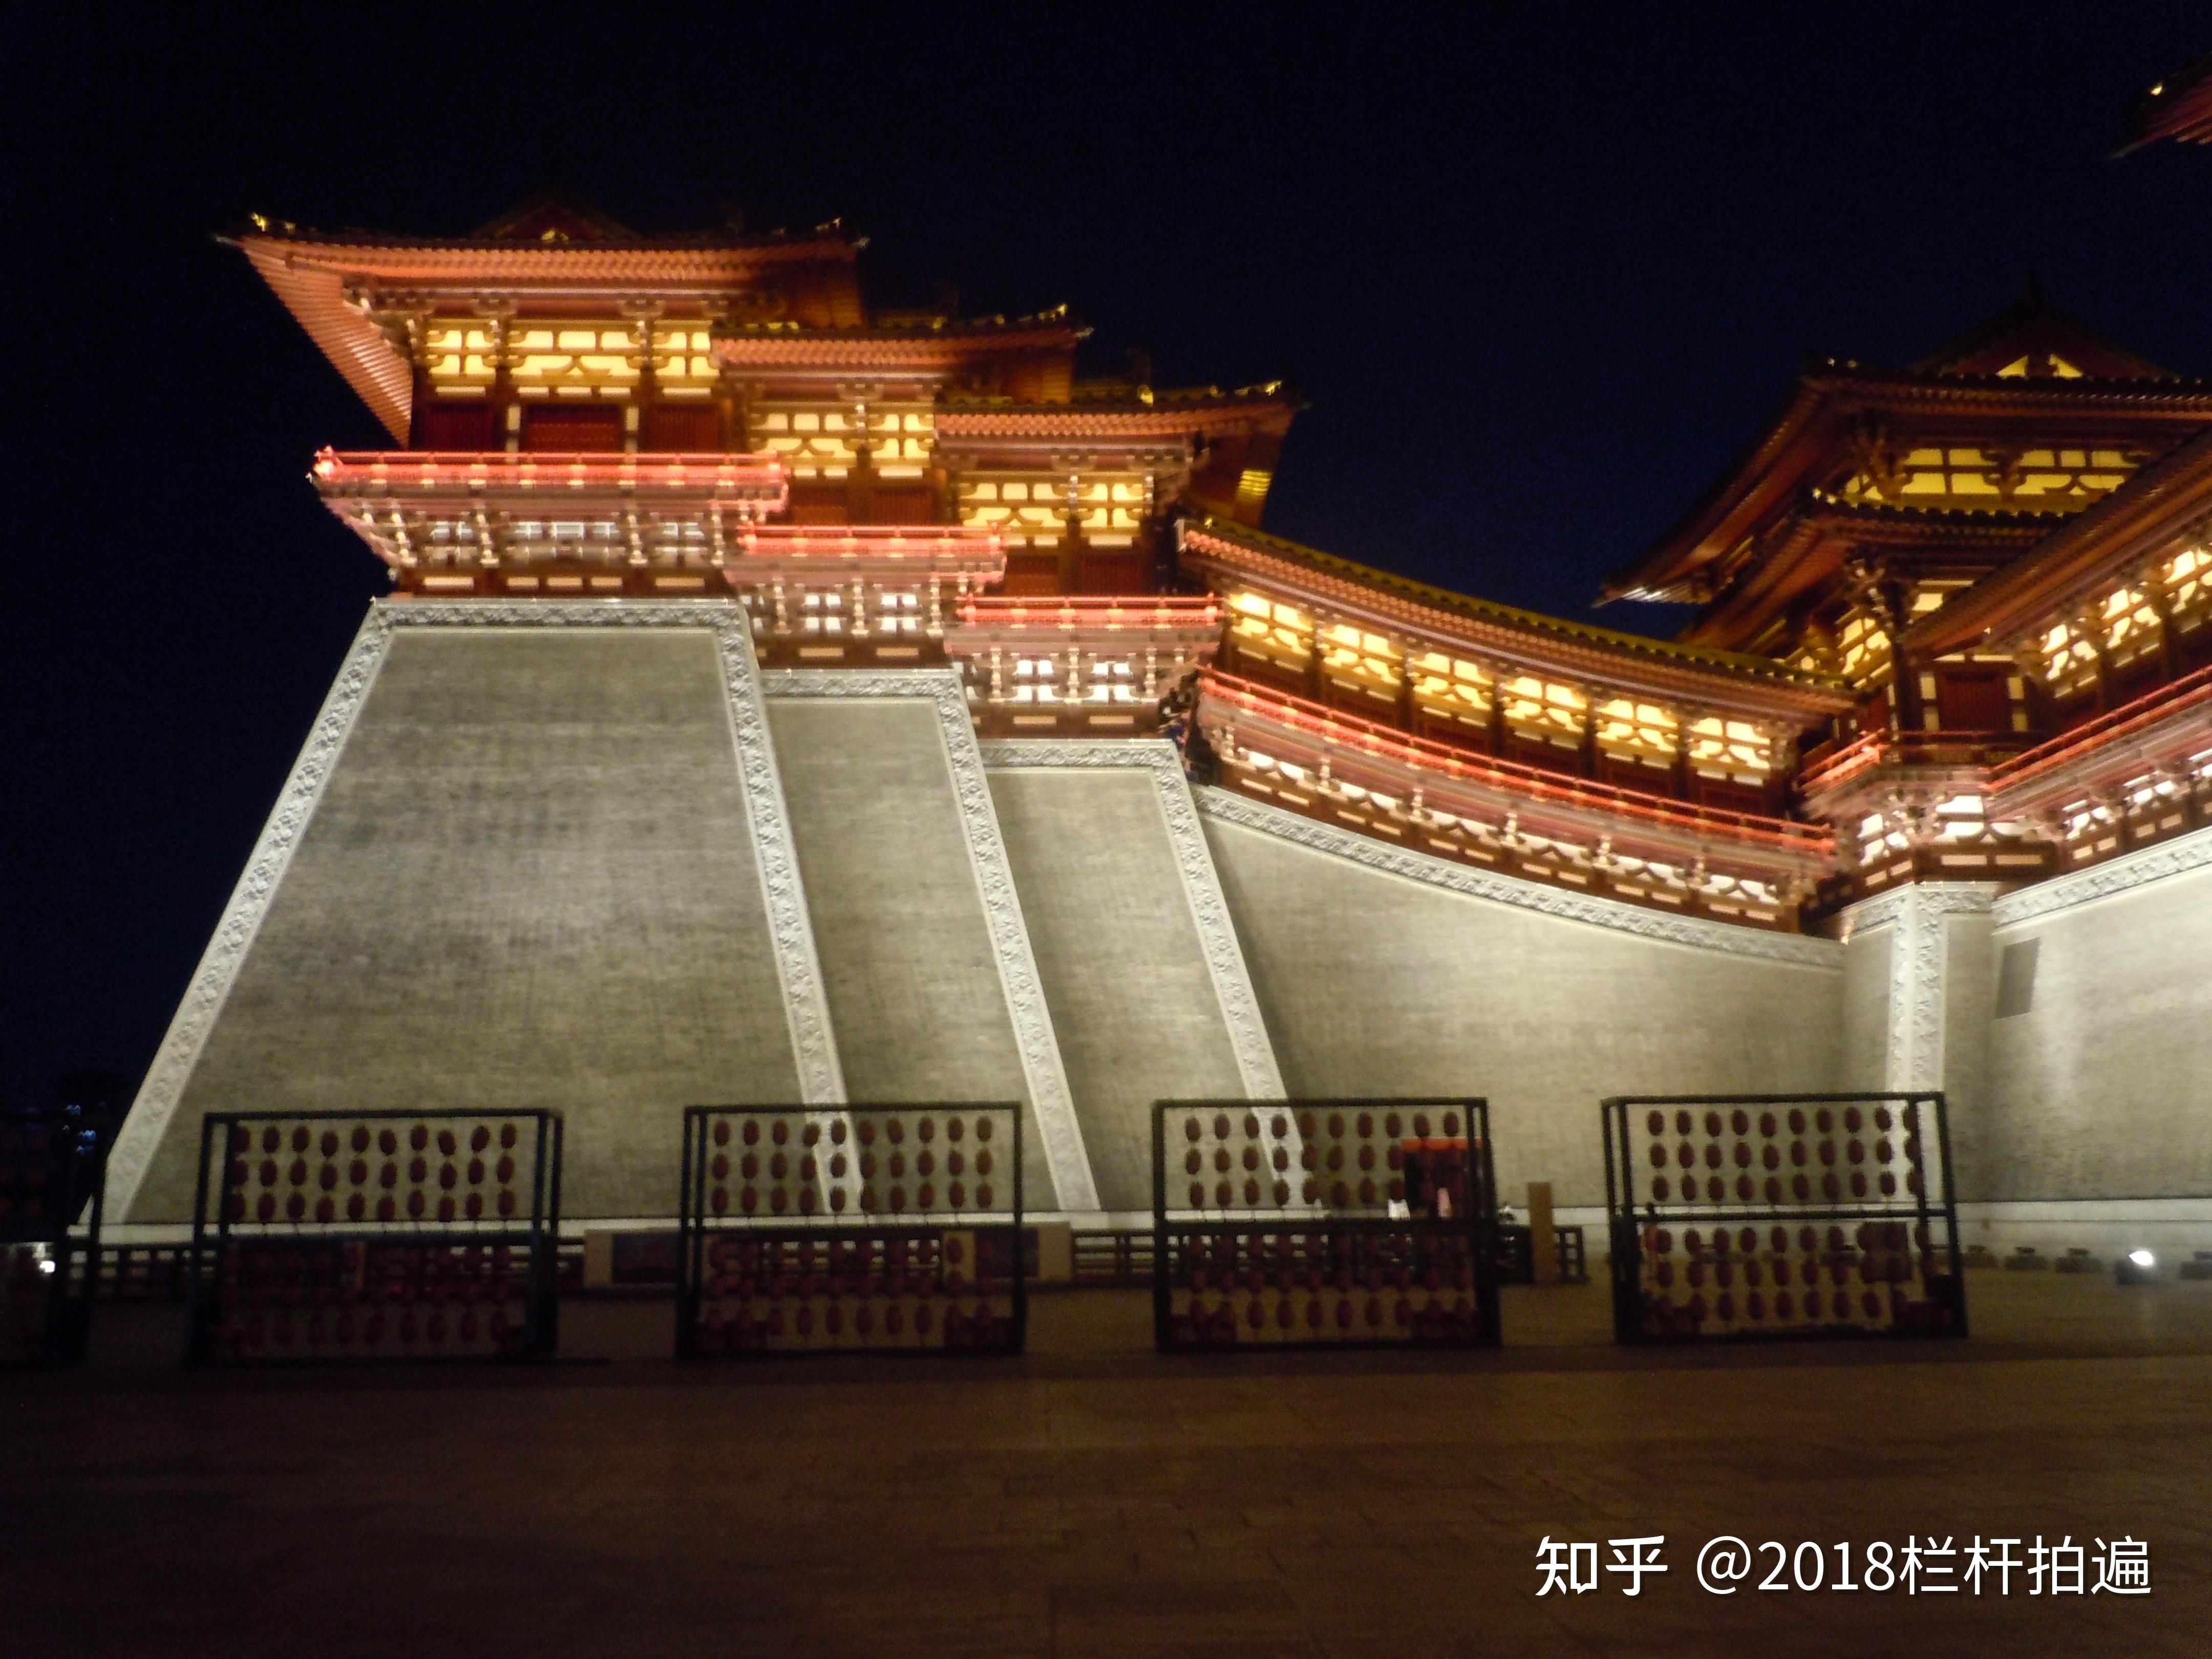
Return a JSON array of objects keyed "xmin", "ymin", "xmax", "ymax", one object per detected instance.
[{"xmin": 126, "ymin": 627, "xmax": 807, "ymax": 1221}]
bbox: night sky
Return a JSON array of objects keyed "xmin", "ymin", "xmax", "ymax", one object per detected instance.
[{"xmin": 7, "ymin": 6, "xmax": 2212, "ymax": 1109}]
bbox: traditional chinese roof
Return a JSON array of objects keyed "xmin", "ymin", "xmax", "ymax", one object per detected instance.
[
  {"xmin": 1688, "ymin": 498, "xmax": 2058, "ymax": 653},
  {"xmin": 1911, "ymin": 292, "xmax": 2177, "ymax": 380},
  {"xmin": 1182, "ymin": 519, "xmax": 1854, "ymax": 721},
  {"xmin": 1904, "ymin": 422, "xmax": 2212, "ymax": 656},
  {"xmin": 232, "ymin": 210, "xmax": 863, "ymax": 440},
  {"xmin": 1602, "ymin": 346, "xmax": 2212, "ymax": 611},
  {"xmin": 2120, "ymin": 51, "xmax": 2212, "ymax": 151},
  {"xmin": 933, "ymin": 385, "xmax": 1301, "ymax": 439},
  {"xmin": 709, "ymin": 314, "xmax": 1087, "ymax": 369}
]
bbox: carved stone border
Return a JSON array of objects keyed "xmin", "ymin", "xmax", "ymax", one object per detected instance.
[
  {"xmin": 107, "ymin": 599, "xmax": 844, "ymax": 1219},
  {"xmin": 979, "ymin": 739, "xmax": 1287, "ymax": 1100},
  {"xmin": 762, "ymin": 670, "xmax": 1100, "ymax": 1212},
  {"xmin": 1992, "ymin": 822, "xmax": 2212, "ymax": 929},
  {"xmin": 1832, "ymin": 883, "xmax": 1995, "ymax": 1093},
  {"xmin": 1196, "ymin": 786, "xmax": 1843, "ymax": 968}
]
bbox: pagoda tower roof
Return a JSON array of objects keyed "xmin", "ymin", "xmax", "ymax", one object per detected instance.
[
  {"xmin": 2120, "ymin": 51, "xmax": 2212, "ymax": 151},
  {"xmin": 227, "ymin": 197, "xmax": 867, "ymax": 438},
  {"xmin": 1601, "ymin": 304, "xmax": 2212, "ymax": 618},
  {"xmin": 1909, "ymin": 289, "xmax": 2177, "ymax": 381},
  {"xmin": 1904, "ymin": 420, "xmax": 2212, "ymax": 658}
]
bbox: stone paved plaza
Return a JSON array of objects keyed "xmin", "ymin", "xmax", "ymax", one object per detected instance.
[{"xmin": 4, "ymin": 1273, "xmax": 2208, "ymax": 1657}]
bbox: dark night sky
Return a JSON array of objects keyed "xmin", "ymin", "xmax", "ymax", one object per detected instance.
[{"xmin": 6, "ymin": 5, "xmax": 2212, "ymax": 1108}]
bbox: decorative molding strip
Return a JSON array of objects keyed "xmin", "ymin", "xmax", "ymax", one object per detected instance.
[
  {"xmin": 1830, "ymin": 884, "xmax": 1994, "ymax": 1093},
  {"xmin": 980, "ymin": 740, "xmax": 1287, "ymax": 1100},
  {"xmin": 699, "ymin": 614, "xmax": 846, "ymax": 1109},
  {"xmin": 1992, "ymin": 822, "xmax": 2212, "ymax": 928},
  {"xmin": 763, "ymin": 670, "xmax": 1100, "ymax": 1211},
  {"xmin": 105, "ymin": 599, "xmax": 845, "ymax": 1219},
  {"xmin": 104, "ymin": 608, "xmax": 393, "ymax": 1218},
  {"xmin": 1195, "ymin": 786, "xmax": 1843, "ymax": 967}
]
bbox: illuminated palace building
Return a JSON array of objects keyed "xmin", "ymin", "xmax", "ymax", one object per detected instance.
[{"xmin": 105, "ymin": 188, "xmax": 2212, "ymax": 1253}]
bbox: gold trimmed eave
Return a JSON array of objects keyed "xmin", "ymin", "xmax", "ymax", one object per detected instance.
[
  {"xmin": 235, "ymin": 227, "xmax": 863, "ymax": 442},
  {"xmin": 1684, "ymin": 497, "xmax": 2062, "ymax": 652},
  {"xmin": 2121, "ymin": 52, "xmax": 2212, "ymax": 152},
  {"xmin": 1181, "ymin": 519, "xmax": 1854, "ymax": 725},
  {"xmin": 711, "ymin": 320, "xmax": 1089, "ymax": 371},
  {"xmin": 233, "ymin": 222, "xmax": 859, "ymax": 271},
  {"xmin": 1602, "ymin": 363, "xmax": 2212, "ymax": 606},
  {"xmin": 934, "ymin": 387, "xmax": 1300, "ymax": 440}
]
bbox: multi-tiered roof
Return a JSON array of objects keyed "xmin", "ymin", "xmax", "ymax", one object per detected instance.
[{"xmin": 250, "ymin": 196, "xmax": 2212, "ymax": 934}]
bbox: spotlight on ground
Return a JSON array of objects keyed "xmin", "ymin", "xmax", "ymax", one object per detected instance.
[{"xmin": 2116, "ymin": 1249, "xmax": 2157, "ymax": 1285}]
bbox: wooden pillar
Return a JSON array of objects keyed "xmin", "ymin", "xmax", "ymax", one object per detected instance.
[
  {"xmin": 1671, "ymin": 708, "xmax": 1700, "ymax": 803},
  {"xmin": 845, "ymin": 392, "xmax": 876, "ymax": 523},
  {"xmin": 620, "ymin": 300, "xmax": 662, "ymax": 455},
  {"xmin": 1057, "ymin": 468, "xmax": 1084, "ymax": 593}
]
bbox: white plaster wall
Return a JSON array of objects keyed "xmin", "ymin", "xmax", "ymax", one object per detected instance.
[{"xmin": 1200, "ymin": 813, "xmax": 1844, "ymax": 1208}]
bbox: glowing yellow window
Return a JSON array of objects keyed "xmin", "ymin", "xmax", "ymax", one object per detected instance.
[
  {"xmin": 2165, "ymin": 546, "xmax": 2210, "ymax": 626},
  {"xmin": 1501, "ymin": 677, "xmax": 1585, "ymax": 747},
  {"xmin": 1687, "ymin": 717, "xmax": 1772, "ymax": 781},
  {"xmin": 1410, "ymin": 652, "xmax": 1492, "ymax": 724},
  {"xmin": 2039, "ymin": 622, "xmax": 2098, "ymax": 696},
  {"xmin": 422, "ymin": 325, "xmax": 497, "ymax": 392},
  {"xmin": 1228, "ymin": 592, "xmax": 1311, "ymax": 669},
  {"xmin": 1593, "ymin": 699, "xmax": 1678, "ymax": 768},
  {"xmin": 2100, "ymin": 586, "xmax": 2161, "ymax": 665},
  {"xmin": 1320, "ymin": 625, "xmax": 1401, "ymax": 700},
  {"xmin": 1836, "ymin": 610, "xmax": 1893, "ymax": 687}
]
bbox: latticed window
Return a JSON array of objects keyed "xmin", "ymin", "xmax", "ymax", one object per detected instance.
[
  {"xmin": 959, "ymin": 478, "xmax": 1064, "ymax": 544},
  {"xmin": 1500, "ymin": 677, "xmax": 1584, "ymax": 749},
  {"xmin": 877, "ymin": 591, "xmax": 923, "ymax": 636},
  {"xmin": 647, "ymin": 327, "xmax": 719, "ymax": 396},
  {"xmin": 2039, "ymin": 621, "xmax": 2100, "ymax": 698},
  {"xmin": 1320, "ymin": 624, "xmax": 1402, "ymax": 703},
  {"xmin": 508, "ymin": 326, "xmax": 641, "ymax": 397},
  {"xmin": 2166, "ymin": 546, "xmax": 2212, "ymax": 637},
  {"xmin": 758, "ymin": 410, "xmax": 859, "ymax": 479},
  {"xmin": 1836, "ymin": 609, "xmax": 1892, "ymax": 688},
  {"xmin": 863, "ymin": 410, "xmax": 934, "ymax": 479},
  {"xmin": 959, "ymin": 474, "xmax": 1144, "ymax": 545},
  {"xmin": 1687, "ymin": 717, "xmax": 1771, "ymax": 782},
  {"xmin": 2099, "ymin": 586, "xmax": 2163, "ymax": 671},
  {"xmin": 422, "ymin": 324, "xmax": 497, "ymax": 393},
  {"xmin": 1009, "ymin": 655, "xmax": 1062, "ymax": 701},
  {"xmin": 1062, "ymin": 478, "xmax": 1146, "ymax": 547},
  {"xmin": 799, "ymin": 591, "xmax": 844, "ymax": 635},
  {"xmin": 1227, "ymin": 592, "xmax": 1312, "ymax": 671},
  {"xmin": 1409, "ymin": 652, "xmax": 1492, "ymax": 727},
  {"xmin": 1592, "ymin": 699, "xmax": 1678, "ymax": 770},
  {"xmin": 1839, "ymin": 445, "xmax": 2135, "ymax": 510},
  {"xmin": 1087, "ymin": 660, "xmax": 1138, "ymax": 703}
]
